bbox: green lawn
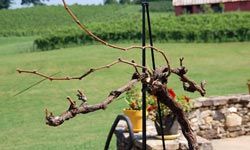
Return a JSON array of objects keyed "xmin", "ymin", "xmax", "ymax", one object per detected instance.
[{"xmin": 0, "ymin": 37, "xmax": 250, "ymax": 150}]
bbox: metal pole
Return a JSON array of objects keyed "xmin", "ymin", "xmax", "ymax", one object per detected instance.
[
  {"xmin": 145, "ymin": 3, "xmax": 156, "ymax": 70},
  {"xmin": 105, "ymin": 115, "xmax": 135, "ymax": 150},
  {"xmin": 141, "ymin": 1, "xmax": 147, "ymax": 149},
  {"xmin": 145, "ymin": 3, "xmax": 166, "ymax": 150}
]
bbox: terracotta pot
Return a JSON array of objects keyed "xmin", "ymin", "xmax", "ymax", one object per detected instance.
[
  {"xmin": 154, "ymin": 114, "xmax": 179, "ymax": 136},
  {"xmin": 123, "ymin": 109, "xmax": 143, "ymax": 133}
]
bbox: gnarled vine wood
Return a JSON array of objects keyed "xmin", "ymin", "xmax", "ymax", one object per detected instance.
[{"xmin": 17, "ymin": 1, "xmax": 206, "ymax": 149}]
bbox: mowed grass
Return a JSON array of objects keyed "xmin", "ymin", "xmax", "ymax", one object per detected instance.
[{"xmin": 0, "ymin": 37, "xmax": 250, "ymax": 150}]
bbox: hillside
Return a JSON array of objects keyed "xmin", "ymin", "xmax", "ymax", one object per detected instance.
[
  {"xmin": 0, "ymin": 4, "xmax": 141, "ymax": 36},
  {"xmin": 0, "ymin": 4, "xmax": 250, "ymax": 50}
]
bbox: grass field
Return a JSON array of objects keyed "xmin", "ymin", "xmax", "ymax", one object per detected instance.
[
  {"xmin": 0, "ymin": 5, "xmax": 141, "ymax": 36},
  {"xmin": 0, "ymin": 37, "xmax": 250, "ymax": 150}
]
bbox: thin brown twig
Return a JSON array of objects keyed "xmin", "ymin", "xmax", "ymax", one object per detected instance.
[
  {"xmin": 171, "ymin": 69, "xmax": 206, "ymax": 96},
  {"xmin": 16, "ymin": 58, "xmax": 151, "ymax": 81},
  {"xmin": 170, "ymin": 60, "xmax": 206, "ymax": 96},
  {"xmin": 14, "ymin": 72, "xmax": 61, "ymax": 97},
  {"xmin": 124, "ymin": 45, "xmax": 171, "ymax": 77},
  {"xmin": 118, "ymin": 58, "xmax": 152, "ymax": 76},
  {"xmin": 61, "ymin": 0, "xmax": 171, "ymax": 76}
]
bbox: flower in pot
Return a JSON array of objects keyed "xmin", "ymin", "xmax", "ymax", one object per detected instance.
[
  {"xmin": 147, "ymin": 88, "xmax": 191, "ymax": 137},
  {"xmin": 123, "ymin": 86, "xmax": 151, "ymax": 132}
]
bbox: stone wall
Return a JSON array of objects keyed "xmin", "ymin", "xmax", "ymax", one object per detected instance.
[
  {"xmin": 115, "ymin": 121, "xmax": 212, "ymax": 150},
  {"xmin": 189, "ymin": 94, "xmax": 250, "ymax": 139}
]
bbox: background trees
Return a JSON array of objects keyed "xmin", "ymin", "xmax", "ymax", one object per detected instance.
[
  {"xmin": 103, "ymin": 0, "xmax": 172, "ymax": 5},
  {"xmin": 104, "ymin": 0, "xmax": 118, "ymax": 5},
  {"xmin": 0, "ymin": 0, "xmax": 49, "ymax": 9},
  {"xmin": 0, "ymin": 0, "xmax": 12, "ymax": 9},
  {"xmin": 21, "ymin": 0, "xmax": 49, "ymax": 6},
  {"xmin": 119, "ymin": 0, "xmax": 131, "ymax": 4}
]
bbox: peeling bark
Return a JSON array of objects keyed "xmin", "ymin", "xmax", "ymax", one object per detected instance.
[
  {"xmin": 45, "ymin": 79, "xmax": 139, "ymax": 126},
  {"xmin": 150, "ymin": 80, "xmax": 198, "ymax": 150}
]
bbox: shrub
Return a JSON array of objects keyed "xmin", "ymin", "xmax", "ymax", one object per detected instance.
[{"xmin": 33, "ymin": 12, "xmax": 250, "ymax": 51}]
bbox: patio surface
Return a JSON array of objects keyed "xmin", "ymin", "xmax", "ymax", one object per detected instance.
[{"xmin": 212, "ymin": 135, "xmax": 250, "ymax": 150}]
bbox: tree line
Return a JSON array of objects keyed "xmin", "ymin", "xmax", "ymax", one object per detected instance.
[
  {"xmin": 104, "ymin": 0, "xmax": 168, "ymax": 5},
  {"xmin": 0, "ymin": 0, "xmax": 169, "ymax": 9},
  {"xmin": 0, "ymin": 0, "xmax": 49, "ymax": 9},
  {"xmin": 104, "ymin": 0, "xmax": 138, "ymax": 5}
]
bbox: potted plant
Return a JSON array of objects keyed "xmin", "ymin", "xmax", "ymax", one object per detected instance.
[
  {"xmin": 123, "ymin": 86, "xmax": 151, "ymax": 132},
  {"xmin": 147, "ymin": 88, "xmax": 191, "ymax": 138}
]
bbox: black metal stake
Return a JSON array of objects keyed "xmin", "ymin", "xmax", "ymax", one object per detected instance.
[
  {"xmin": 105, "ymin": 1, "xmax": 175, "ymax": 150},
  {"xmin": 105, "ymin": 115, "xmax": 135, "ymax": 150},
  {"xmin": 141, "ymin": 1, "xmax": 147, "ymax": 150},
  {"xmin": 145, "ymin": 3, "xmax": 166, "ymax": 150},
  {"xmin": 145, "ymin": 3, "xmax": 156, "ymax": 70}
]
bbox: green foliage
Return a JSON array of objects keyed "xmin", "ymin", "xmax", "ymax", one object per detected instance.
[
  {"xmin": 148, "ymin": 0, "xmax": 173, "ymax": 12},
  {"xmin": 0, "ymin": 5, "xmax": 249, "ymax": 51},
  {"xmin": 119, "ymin": 0, "xmax": 131, "ymax": 4},
  {"xmin": 21, "ymin": 0, "xmax": 48, "ymax": 5},
  {"xmin": 0, "ymin": 0, "xmax": 11, "ymax": 9},
  {"xmin": 34, "ymin": 12, "xmax": 250, "ymax": 51},
  {"xmin": 219, "ymin": 3, "xmax": 224, "ymax": 12},
  {"xmin": 123, "ymin": 85, "xmax": 156, "ymax": 110},
  {"xmin": 132, "ymin": 0, "xmax": 141, "ymax": 4},
  {"xmin": 201, "ymin": 4, "xmax": 213, "ymax": 13},
  {"xmin": 124, "ymin": 86, "xmax": 142, "ymax": 110},
  {"xmin": 147, "ymin": 89, "xmax": 192, "ymax": 119},
  {"xmin": 0, "ymin": 0, "xmax": 48, "ymax": 9},
  {"xmin": 104, "ymin": 0, "xmax": 118, "ymax": 5},
  {"xmin": 201, "ymin": 3, "xmax": 224, "ymax": 13},
  {"xmin": 0, "ymin": 4, "xmax": 139, "ymax": 36}
]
